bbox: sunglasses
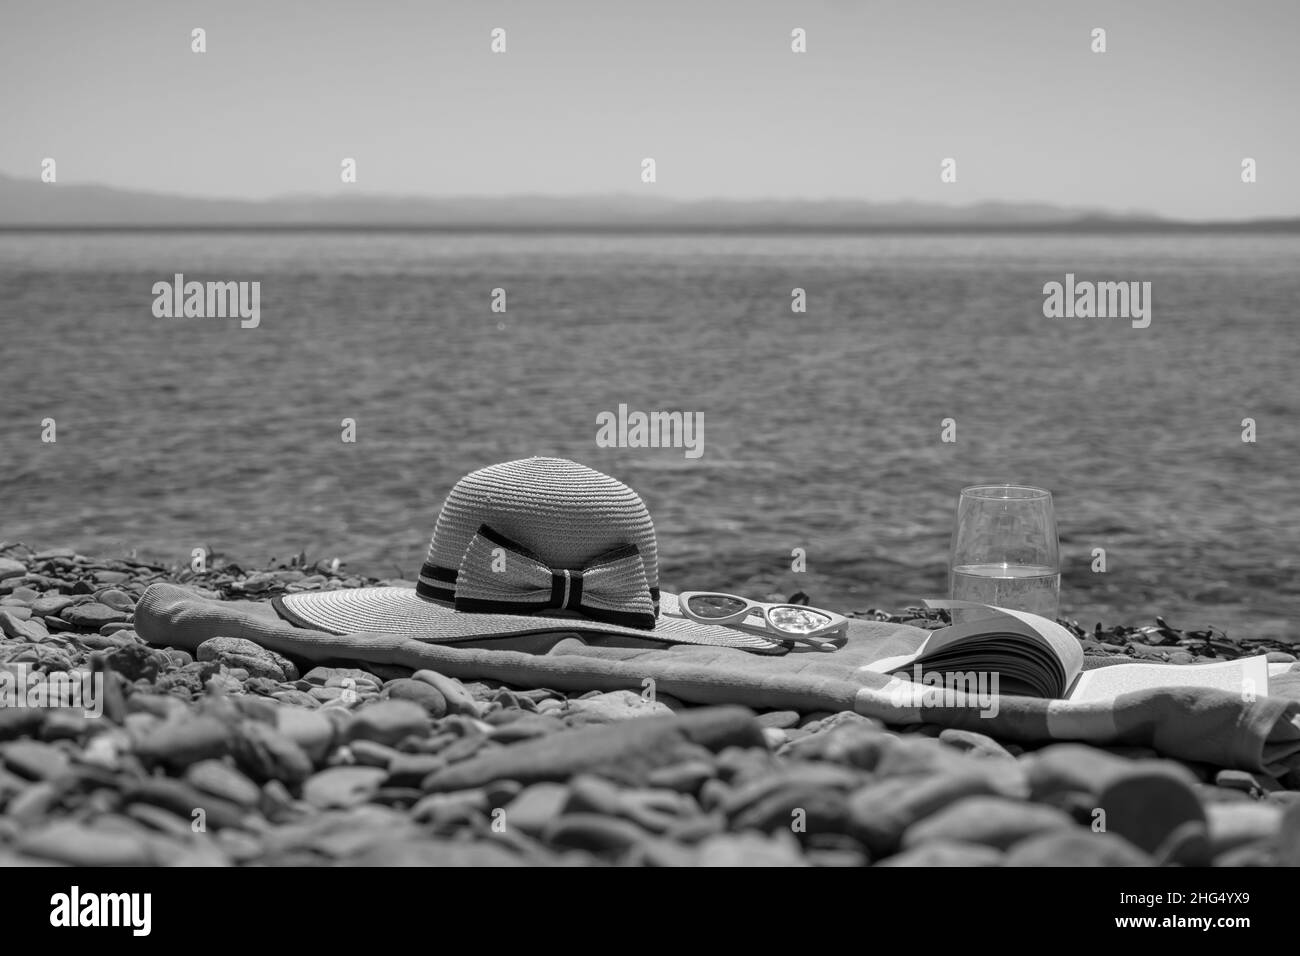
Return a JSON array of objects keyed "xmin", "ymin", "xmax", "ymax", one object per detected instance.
[{"xmin": 678, "ymin": 591, "xmax": 848, "ymax": 651}]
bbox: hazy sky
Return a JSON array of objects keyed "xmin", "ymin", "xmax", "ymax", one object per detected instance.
[{"xmin": 1, "ymin": 0, "xmax": 1296, "ymax": 219}]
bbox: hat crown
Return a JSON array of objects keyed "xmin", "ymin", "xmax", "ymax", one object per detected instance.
[{"xmin": 426, "ymin": 457, "xmax": 658, "ymax": 588}]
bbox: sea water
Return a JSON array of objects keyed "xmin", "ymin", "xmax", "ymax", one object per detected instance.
[{"xmin": 950, "ymin": 564, "xmax": 1061, "ymax": 621}]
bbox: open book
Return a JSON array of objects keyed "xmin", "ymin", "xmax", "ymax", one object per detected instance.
[{"xmin": 862, "ymin": 600, "xmax": 1270, "ymax": 703}]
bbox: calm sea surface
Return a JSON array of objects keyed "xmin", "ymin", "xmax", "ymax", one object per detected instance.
[{"xmin": 1, "ymin": 231, "xmax": 1297, "ymax": 636}]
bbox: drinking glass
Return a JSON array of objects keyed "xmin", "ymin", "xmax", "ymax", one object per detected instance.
[{"xmin": 949, "ymin": 484, "xmax": 1060, "ymax": 623}]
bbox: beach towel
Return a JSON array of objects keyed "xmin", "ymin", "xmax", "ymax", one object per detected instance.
[{"xmin": 135, "ymin": 583, "xmax": 1300, "ymax": 778}]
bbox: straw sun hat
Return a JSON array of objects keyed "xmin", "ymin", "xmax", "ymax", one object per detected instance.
[{"xmin": 273, "ymin": 457, "xmax": 786, "ymax": 654}]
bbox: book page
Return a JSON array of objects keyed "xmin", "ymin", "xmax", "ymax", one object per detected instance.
[
  {"xmin": 921, "ymin": 600, "xmax": 1085, "ymax": 684},
  {"xmin": 858, "ymin": 600, "xmax": 1084, "ymax": 699},
  {"xmin": 1067, "ymin": 655, "xmax": 1269, "ymax": 703}
]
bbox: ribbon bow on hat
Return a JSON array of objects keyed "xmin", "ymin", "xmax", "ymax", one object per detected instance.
[{"xmin": 451, "ymin": 524, "xmax": 657, "ymax": 630}]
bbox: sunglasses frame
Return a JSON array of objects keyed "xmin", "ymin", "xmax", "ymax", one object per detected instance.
[{"xmin": 677, "ymin": 591, "xmax": 849, "ymax": 645}]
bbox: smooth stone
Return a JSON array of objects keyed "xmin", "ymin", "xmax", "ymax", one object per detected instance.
[
  {"xmin": 232, "ymin": 721, "xmax": 314, "ymax": 784},
  {"xmin": 348, "ymin": 739, "xmax": 402, "ymax": 768},
  {"xmin": 1003, "ymin": 830, "xmax": 1152, "ymax": 866},
  {"xmin": 1266, "ymin": 651, "xmax": 1297, "ymax": 664},
  {"xmin": 410, "ymin": 789, "xmax": 489, "ymax": 825},
  {"xmin": 18, "ymin": 821, "xmax": 156, "ymax": 866},
  {"xmin": 95, "ymin": 588, "xmax": 136, "ymax": 612},
  {"xmin": 1153, "ymin": 820, "xmax": 1213, "ymax": 867},
  {"xmin": 4, "ymin": 781, "xmax": 60, "ymax": 824},
  {"xmin": 543, "ymin": 813, "xmax": 650, "ymax": 855},
  {"xmin": 732, "ymin": 784, "xmax": 851, "ymax": 837},
  {"xmin": 502, "ymin": 783, "xmax": 571, "ymax": 835},
  {"xmin": 196, "ymin": 636, "xmax": 298, "ymax": 682},
  {"xmin": 902, "ymin": 796, "xmax": 1073, "ymax": 851},
  {"xmin": 0, "ymin": 609, "xmax": 47, "ymax": 642},
  {"xmin": 563, "ymin": 690, "xmax": 672, "ymax": 723},
  {"xmin": 302, "ymin": 666, "xmax": 382, "ymax": 690},
  {"xmin": 1095, "ymin": 764, "xmax": 1206, "ymax": 855},
  {"xmin": 346, "ymin": 700, "xmax": 431, "ymax": 747},
  {"xmin": 412, "ymin": 669, "xmax": 480, "ymax": 716},
  {"xmin": 647, "ymin": 760, "xmax": 716, "ymax": 793},
  {"xmin": 0, "ymin": 558, "xmax": 26, "ymax": 581},
  {"xmin": 877, "ymin": 841, "xmax": 1003, "ymax": 867},
  {"xmin": 697, "ymin": 831, "xmax": 808, "ymax": 866},
  {"xmin": 302, "ymin": 766, "xmax": 389, "ymax": 810},
  {"xmin": 1278, "ymin": 803, "xmax": 1300, "ymax": 866},
  {"xmin": 2, "ymin": 740, "xmax": 71, "ymax": 781},
  {"xmin": 875, "ymin": 738, "xmax": 1024, "ymax": 794},
  {"xmin": 938, "ymin": 729, "xmax": 1016, "ymax": 760},
  {"xmin": 1206, "ymin": 802, "xmax": 1283, "ymax": 856},
  {"xmin": 1214, "ymin": 769, "xmax": 1276, "ymax": 795},
  {"xmin": 565, "ymin": 773, "xmax": 625, "ymax": 817},
  {"xmin": 422, "ymin": 707, "xmax": 763, "ymax": 792},
  {"xmin": 134, "ymin": 715, "xmax": 233, "ymax": 770},
  {"xmin": 1025, "ymin": 743, "xmax": 1151, "ymax": 801},
  {"xmin": 184, "ymin": 759, "xmax": 262, "ymax": 809},
  {"xmin": 62, "ymin": 602, "xmax": 129, "ymax": 627},
  {"xmin": 343, "ymin": 838, "xmax": 525, "ymax": 867},
  {"xmin": 383, "ymin": 755, "xmax": 445, "ymax": 792},
  {"xmin": 385, "ymin": 678, "xmax": 448, "ymax": 717},
  {"xmin": 124, "ymin": 778, "xmax": 249, "ymax": 830},
  {"xmin": 489, "ymin": 714, "xmax": 567, "ymax": 743},
  {"xmin": 721, "ymin": 763, "xmax": 864, "ymax": 819},
  {"xmin": 0, "ymin": 604, "xmax": 31, "ymax": 618},
  {"xmin": 756, "ymin": 710, "xmax": 801, "ymax": 730},
  {"xmin": 847, "ymin": 772, "xmax": 1003, "ymax": 857},
  {"xmin": 30, "ymin": 594, "xmax": 75, "ymax": 617},
  {"xmin": 272, "ymin": 689, "xmax": 321, "ymax": 709}
]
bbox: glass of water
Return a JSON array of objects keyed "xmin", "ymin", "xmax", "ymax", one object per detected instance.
[{"xmin": 949, "ymin": 484, "xmax": 1060, "ymax": 622}]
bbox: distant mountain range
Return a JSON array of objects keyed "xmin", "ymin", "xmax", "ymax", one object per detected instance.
[{"xmin": 1, "ymin": 173, "xmax": 1296, "ymax": 230}]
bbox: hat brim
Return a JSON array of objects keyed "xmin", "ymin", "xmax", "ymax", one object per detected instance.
[{"xmin": 273, "ymin": 587, "xmax": 788, "ymax": 655}]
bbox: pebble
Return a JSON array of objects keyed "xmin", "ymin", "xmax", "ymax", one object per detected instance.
[
  {"xmin": 384, "ymin": 678, "xmax": 448, "ymax": 716},
  {"xmin": 18, "ymin": 821, "xmax": 157, "ymax": 866},
  {"xmin": 848, "ymin": 772, "xmax": 1003, "ymax": 857},
  {"xmin": 1206, "ymin": 802, "xmax": 1283, "ymax": 856},
  {"xmin": 1095, "ymin": 764, "xmax": 1206, "ymax": 855},
  {"xmin": 697, "ymin": 831, "xmax": 807, "ymax": 866},
  {"xmin": 1003, "ymin": 831, "xmax": 1152, "ymax": 866},
  {"xmin": 2, "ymin": 740, "xmax": 71, "ymax": 781},
  {"xmin": 0, "ymin": 609, "xmax": 47, "ymax": 642},
  {"xmin": 184, "ymin": 759, "xmax": 263, "ymax": 809},
  {"xmin": 424, "ymin": 708, "xmax": 761, "ymax": 792},
  {"xmin": 197, "ymin": 636, "xmax": 298, "ymax": 682},
  {"xmin": 877, "ymin": 841, "xmax": 1003, "ymax": 867},
  {"xmin": 134, "ymin": 715, "xmax": 233, "ymax": 770},
  {"xmin": 563, "ymin": 690, "xmax": 672, "ymax": 723},
  {"xmin": 62, "ymin": 602, "xmax": 130, "ymax": 628},
  {"xmin": 232, "ymin": 721, "xmax": 314, "ymax": 784},
  {"xmin": 544, "ymin": 813, "xmax": 650, "ymax": 855},
  {"xmin": 346, "ymin": 701, "xmax": 431, "ymax": 747},
  {"xmin": 274, "ymin": 706, "xmax": 335, "ymax": 764},
  {"xmin": 901, "ymin": 796, "xmax": 1074, "ymax": 851},
  {"xmin": 938, "ymin": 729, "xmax": 1016, "ymax": 761},
  {"xmin": 0, "ymin": 558, "xmax": 26, "ymax": 581},
  {"xmin": 302, "ymin": 766, "xmax": 389, "ymax": 810},
  {"xmin": 1025, "ymin": 743, "xmax": 1143, "ymax": 802},
  {"xmin": 412, "ymin": 669, "xmax": 480, "ymax": 716}
]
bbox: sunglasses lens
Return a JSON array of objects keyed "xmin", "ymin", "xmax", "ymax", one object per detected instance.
[
  {"xmin": 768, "ymin": 606, "xmax": 833, "ymax": 634},
  {"xmin": 687, "ymin": 594, "xmax": 748, "ymax": 619}
]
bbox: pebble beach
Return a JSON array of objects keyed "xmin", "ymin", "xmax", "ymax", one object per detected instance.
[{"xmin": 2, "ymin": 542, "xmax": 1298, "ymax": 868}]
